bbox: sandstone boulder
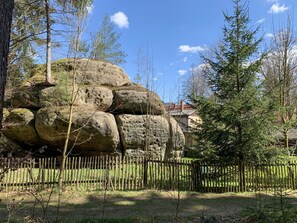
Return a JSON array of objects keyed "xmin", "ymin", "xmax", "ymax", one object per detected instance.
[
  {"xmin": 10, "ymin": 85, "xmax": 47, "ymax": 108},
  {"xmin": 0, "ymin": 133, "xmax": 23, "ymax": 154},
  {"xmin": 111, "ymin": 88, "xmax": 166, "ymax": 115},
  {"xmin": 35, "ymin": 106, "xmax": 121, "ymax": 156},
  {"xmin": 116, "ymin": 114, "xmax": 171, "ymax": 158},
  {"xmin": 2, "ymin": 59, "xmax": 185, "ymax": 159},
  {"xmin": 76, "ymin": 86, "xmax": 113, "ymax": 111},
  {"xmin": 74, "ymin": 59, "xmax": 131, "ymax": 86},
  {"xmin": 166, "ymin": 117, "xmax": 185, "ymax": 158},
  {"xmin": 2, "ymin": 108, "xmax": 39, "ymax": 145},
  {"xmin": 39, "ymin": 86, "xmax": 113, "ymax": 111},
  {"xmin": 25, "ymin": 58, "xmax": 131, "ymax": 87}
]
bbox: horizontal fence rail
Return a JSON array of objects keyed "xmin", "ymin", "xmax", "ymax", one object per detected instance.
[{"xmin": 1, "ymin": 156, "xmax": 297, "ymax": 192}]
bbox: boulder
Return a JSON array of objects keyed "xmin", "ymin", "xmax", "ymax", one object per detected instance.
[
  {"xmin": 2, "ymin": 59, "xmax": 185, "ymax": 159},
  {"xmin": 111, "ymin": 88, "xmax": 166, "ymax": 115},
  {"xmin": 39, "ymin": 86, "xmax": 113, "ymax": 111},
  {"xmin": 76, "ymin": 86, "xmax": 113, "ymax": 111},
  {"xmin": 2, "ymin": 108, "xmax": 39, "ymax": 145},
  {"xmin": 25, "ymin": 58, "xmax": 131, "ymax": 87},
  {"xmin": 10, "ymin": 85, "xmax": 47, "ymax": 108},
  {"xmin": 74, "ymin": 59, "xmax": 131, "ymax": 86},
  {"xmin": 35, "ymin": 106, "xmax": 121, "ymax": 156},
  {"xmin": 116, "ymin": 114, "xmax": 170, "ymax": 158},
  {"xmin": 0, "ymin": 133, "xmax": 23, "ymax": 154},
  {"xmin": 166, "ymin": 117, "xmax": 185, "ymax": 158}
]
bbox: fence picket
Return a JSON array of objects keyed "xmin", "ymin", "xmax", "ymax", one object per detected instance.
[{"xmin": 2, "ymin": 156, "xmax": 297, "ymax": 193}]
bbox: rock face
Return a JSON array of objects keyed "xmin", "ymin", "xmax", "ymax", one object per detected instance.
[
  {"xmin": 111, "ymin": 89, "xmax": 166, "ymax": 115},
  {"xmin": 116, "ymin": 115, "xmax": 170, "ymax": 157},
  {"xmin": 2, "ymin": 59, "xmax": 185, "ymax": 159}
]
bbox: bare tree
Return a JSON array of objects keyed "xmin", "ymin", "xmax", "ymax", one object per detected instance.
[
  {"xmin": 182, "ymin": 64, "xmax": 211, "ymax": 100},
  {"xmin": 55, "ymin": 1, "xmax": 91, "ymax": 220},
  {"xmin": 0, "ymin": 0, "xmax": 15, "ymax": 129},
  {"xmin": 262, "ymin": 16, "xmax": 297, "ymax": 152}
]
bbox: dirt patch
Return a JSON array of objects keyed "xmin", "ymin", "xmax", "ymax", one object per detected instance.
[{"xmin": 0, "ymin": 189, "xmax": 296, "ymax": 222}]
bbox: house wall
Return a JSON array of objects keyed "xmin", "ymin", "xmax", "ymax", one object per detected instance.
[{"xmin": 188, "ymin": 116, "xmax": 202, "ymax": 129}]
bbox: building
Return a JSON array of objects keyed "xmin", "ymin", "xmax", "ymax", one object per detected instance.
[{"xmin": 164, "ymin": 101, "xmax": 200, "ymax": 150}]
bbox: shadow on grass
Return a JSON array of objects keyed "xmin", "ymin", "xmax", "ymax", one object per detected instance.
[{"xmin": 1, "ymin": 190, "xmax": 297, "ymax": 222}]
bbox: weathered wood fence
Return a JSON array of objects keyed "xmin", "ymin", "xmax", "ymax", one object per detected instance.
[{"xmin": 1, "ymin": 156, "xmax": 297, "ymax": 192}]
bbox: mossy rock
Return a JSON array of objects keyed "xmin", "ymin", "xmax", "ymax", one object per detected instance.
[
  {"xmin": 25, "ymin": 58, "xmax": 131, "ymax": 87},
  {"xmin": 2, "ymin": 108, "xmax": 39, "ymax": 145}
]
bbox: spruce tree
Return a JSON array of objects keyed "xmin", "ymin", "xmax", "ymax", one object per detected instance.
[
  {"xmin": 193, "ymin": 0, "xmax": 275, "ymax": 163},
  {"xmin": 91, "ymin": 15, "xmax": 127, "ymax": 65}
]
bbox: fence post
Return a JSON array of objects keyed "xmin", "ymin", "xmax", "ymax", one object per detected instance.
[
  {"xmin": 288, "ymin": 161, "xmax": 295, "ymax": 190},
  {"xmin": 191, "ymin": 160, "xmax": 200, "ymax": 191},
  {"xmin": 143, "ymin": 158, "xmax": 148, "ymax": 188},
  {"xmin": 239, "ymin": 162, "xmax": 246, "ymax": 192}
]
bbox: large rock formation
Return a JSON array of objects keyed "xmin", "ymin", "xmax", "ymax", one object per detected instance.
[{"xmin": 2, "ymin": 59, "xmax": 185, "ymax": 159}]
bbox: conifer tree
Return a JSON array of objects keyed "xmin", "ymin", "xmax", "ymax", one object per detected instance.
[
  {"xmin": 193, "ymin": 0, "xmax": 275, "ymax": 163},
  {"xmin": 91, "ymin": 15, "xmax": 126, "ymax": 65}
]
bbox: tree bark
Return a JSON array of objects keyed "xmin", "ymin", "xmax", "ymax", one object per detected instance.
[
  {"xmin": 45, "ymin": 0, "xmax": 51, "ymax": 84},
  {"xmin": 0, "ymin": 0, "xmax": 15, "ymax": 129}
]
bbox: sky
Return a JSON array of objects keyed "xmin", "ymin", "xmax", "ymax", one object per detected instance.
[{"xmin": 82, "ymin": 0, "xmax": 297, "ymax": 102}]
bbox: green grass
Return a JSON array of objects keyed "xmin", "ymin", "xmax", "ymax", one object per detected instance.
[
  {"xmin": 1, "ymin": 190, "xmax": 297, "ymax": 223},
  {"xmin": 3, "ymin": 157, "xmax": 297, "ymax": 193},
  {"xmin": 0, "ymin": 190, "xmax": 267, "ymax": 222}
]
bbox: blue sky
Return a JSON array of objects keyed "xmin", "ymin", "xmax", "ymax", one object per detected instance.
[{"xmin": 84, "ymin": 0, "xmax": 296, "ymax": 102}]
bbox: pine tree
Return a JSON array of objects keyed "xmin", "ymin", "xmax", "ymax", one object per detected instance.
[
  {"xmin": 193, "ymin": 0, "xmax": 275, "ymax": 163},
  {"xmin": 91, "ymin": 15, "xmax": 127, "ymax": 65},
  {"xmin": 8, "ymin": 0, "xmax": 45, "ymax": 87}
]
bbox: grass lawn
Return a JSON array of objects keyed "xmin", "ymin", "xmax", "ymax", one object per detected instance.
[{"xmin": 1, "ymin": 189, "xmax": 297, "ymax": 222}]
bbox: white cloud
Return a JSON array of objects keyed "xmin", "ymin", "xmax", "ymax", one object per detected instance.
[
  {"xmin": 266, "ymin": 0, "xmax": 278, "ymax": 2},
  {"xmin": 157, "ymin": 72, "xmax": 164, "ymax": 75},
  {"xmin": 268, "ymin": 3, "xmax": 289, "ymax": 14},
  {"xmin": 178, "ymin": 45, "xmax": 208, "ymax": 53},
  {"xmin": 189, "ymin": 63, "xmax": 210, "ymax": 73},
  {"xmin": 266, "ymin": 45, "xmax": 297, "ymax": 64},
  {"xmin": 153, "ymin": 77, "xmax": 158, "ymax": 81},
  {"xmin": 265, "ymin": 33, "xmax": 274, "ymax": 38},
  {"xmin": 257, "ymin": 18, "xmax": 265, "ymax": 23},
  {"xmin": 110, "ymin": 12, "xmax": 129, "ymax": 29},
  {"xmin": 86, "ymin": 4, "xmax": 94, "ymax": 15},
  {"xmin": 169, "ymin": 62, "xmax": 174, "ymax": 66},
  {"xmin": 183, "ymin": 57, "xmax": 188, "ymax": 62},
  {"xmin": 178, "ymin": 70, "xmax": 187, "ymax": 75}
]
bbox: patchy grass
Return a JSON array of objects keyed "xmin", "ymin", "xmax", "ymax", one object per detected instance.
[{"xmin": 1, "ymin": 189, "xmax": 297, "ymax": 222}]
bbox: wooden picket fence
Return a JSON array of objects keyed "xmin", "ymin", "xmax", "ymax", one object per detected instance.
[{"xmin": 1, "ymin": 156, "xmax": 297, "ymax": 192}]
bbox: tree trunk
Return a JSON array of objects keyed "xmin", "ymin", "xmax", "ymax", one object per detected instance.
[
  {"xmin": 45, "ymin": 0, "xmax": 51, "ymax": 84},
  {"xmin": 0, "ymin": 0, "xmax": 14, "ymax": 129}
]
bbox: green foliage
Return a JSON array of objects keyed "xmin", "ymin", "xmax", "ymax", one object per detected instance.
[
  {"xmin": 242, "ymin": 190, "xmax": 297, "ymax": 223},
  {"xmin": 192, "ymin": 0, "xmax": 276, "ymax": 163},
  {"xmin": 8, "ymin": 0, "xmax": 45, "ymax": 87},
  {"xmin": 50, "ymin": 71, "xmax": 72, "ymax": 103},
  {"xmin": 8, "ymin": 0, "xmax": 94, "ymax": 87},
  {"xmin": 91, "ymin": 15, "xmax": 127, "ymax": 65}
]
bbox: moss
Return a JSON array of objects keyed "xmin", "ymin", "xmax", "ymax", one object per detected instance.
[
  {"xmin": 5, "ymin": 108, "xmax": 35, "ymax": 125},
  {"xmin": 25, "ymin": 59, "xmax": 75, "ymax": 85},
  {"xmin": 3, "ymin": 108, "xmax": 10, "ymax": 119}
]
